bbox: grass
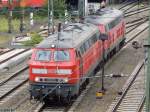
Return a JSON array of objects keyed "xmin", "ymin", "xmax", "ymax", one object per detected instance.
[
  {"xmin": 0, "ymin": 35, "xmax": 11, "ymax": 44},
  {"xmin": 0, "ymin": 17, "xmax": 20, "ymax": 32}
]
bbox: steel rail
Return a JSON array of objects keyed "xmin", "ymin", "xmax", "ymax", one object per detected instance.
[
  {"xmin": 125, "ymin": 25, "xmax": 149, "ymax": 44},
  {"xmin": 119, "ymin": 1, "xmax": 138, "ymax": 10},
  {"xmin": 126, "ymin": 19, "xmax": 148, "ymax": 34},
  {"xmin": 122, "ymin": 3, "xmax": 137, "ymax": 13},
  {"xmin": 0, "ymin": 48, "xmax": 15, "ymax": 55},
  {"xmin": 126, "ymin": 16, "xmax": 149, "ymax": 25},
  {"xmin": 125, "ymin": 8, "xmax": 150, "ymax": 18},
  {"xmin": 0, "ymin": 65, "xmax": 28, "ymax": 86},
  {"xmin": 126, "ymin": 20, "xmax": 148, "ymax": 29},
  {"xmin": 0, "ymin": 66, "xmax": 29, "ymax": 101},
  {"xmin": 125, "ymin": 6, "xmax": 149, "ymax": 15},
  {"xmin": 136, "ymin": 95, "xmax": 146, "ymax": 112},
  {"xmin": 0, "ymin": 49, "xmax": 30, "ymax": 64},
  {"xmin": 0, "ymin": 79, "xmax": 28, "ymax": 100}
]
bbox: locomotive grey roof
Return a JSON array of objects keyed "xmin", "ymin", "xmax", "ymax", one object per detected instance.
[
  {"xmin": 37, "ymin": 23, "xmax": 99, "ymax": 49},
  {"xmin": 85, "ymin": 8, "xmax": 123, "ymax": 25}
]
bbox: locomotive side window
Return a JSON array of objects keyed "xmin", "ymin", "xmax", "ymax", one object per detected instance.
[
  {"xmin": 108, "ymin": 16, "xmax": 122, "ymax": 30},
  {"xmin": 54, "ymin": 50, "xmax": 70, "ymax": 61},
  {"xmin": 76, "ymin": 50, "xmax": 81, "ymax": 58},
  {"xmin": 84, "ymin": 41, "xmax": 90, "ymax": 51},
  {"xmin": 35, "ymin": 50, "xmax": 51, "ymax": 61},
  {"xmin": 91, "ymin": 34, "xmax": 97, "ymax": 44},
  {"xmin": 88, "ymin": 38, "xmax": 92, "ymax": 47},
  {"xmin": 80, "ymin": 45, "xmax": 85, "ymax": 55}
]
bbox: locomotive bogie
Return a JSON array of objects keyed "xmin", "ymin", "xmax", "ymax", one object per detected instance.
[{"xmin": 29, "ymin": 82, "xmax": 79, "ymax": 99}]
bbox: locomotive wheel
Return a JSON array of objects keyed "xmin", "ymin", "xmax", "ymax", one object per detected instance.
[
  {"xmin": 120, "ymin": 39, "xmax": 125, "ymax": 48},
  {"xmin": 86, "ymin": 78, "xmax": 89, "ymax": 85},
  {"xmin": 64, "ymin": 95, "xmax": 72, "ymax": 104}
]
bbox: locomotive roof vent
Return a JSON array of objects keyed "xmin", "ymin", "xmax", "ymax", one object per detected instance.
[
  {"xmin": 63, "ymin": 24, "xmax": 84, "ymax": 34},
  {"xmin": 64, "ymin": 24, "xmax": 83, "ymax": 31},
  {"xmin": 96, "ymin": 8, "xmax": 114, "ymax": 15}
]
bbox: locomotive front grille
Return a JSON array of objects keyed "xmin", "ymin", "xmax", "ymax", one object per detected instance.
[
  {"xmin": 35, "ymin": 77, "xmax": 68, "ymax": 83},
  {"xmin": 44, "ymin": 78, "xmax": 60, "ymax": 83}
]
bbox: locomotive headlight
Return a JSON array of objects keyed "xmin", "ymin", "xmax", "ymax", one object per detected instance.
[
  {"xmin": 63, "ymin": 78, "xmax": 68, "ymax": 82},
  {"xmin": 56, "ymin": 69, "xmax": 72, "ymax": 75},
  {"xmin": 32, "ymin": 68, "xmax": 48, "ymax": 74},
  {"xmin": 35, "ymin": 77, "xmax": 40, "ymax": 82}
]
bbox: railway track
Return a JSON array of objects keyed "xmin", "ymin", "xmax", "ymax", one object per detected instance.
[
  {"xmin": 34, "ymin": 102, "xmax": 70, "ymax": 112},
  {"xmin": 106, "ymin": 60, "xmax": 145, "ymax": 112},
  {"xmin": 125, "ymin": 7, "xmax": 150, "ymax": 18},
  {"xmin": 126, "ymin": 16, "xmax": 149, "ymax": 25},
  {"xmin": 119, "ymin": 1, "xmax": 137, "ymax": 12},
  {"xmin": 126, "ymin": 19, "xmax": 148, "ymax": 34},
  {"xmin": 0, "ymin": 49, "xmax": 30, "ymax": 64},
  {"xmin": 27, "ymin": 100, "xmax": 69, "ymax": 112},
  {"xmin": 0, "ymin": 66, "xmax": 28, "ymax": 104},
  {"xmin": 126, "ymin": 21, "xmax": 149, "ymax": 44},
  {"xmin": 125, "ymin": 6, "xmax": 149, "ymax": 15},
  {"xmin": 0, "ymin": 48, "xmax": 15, "ymax": 56}
]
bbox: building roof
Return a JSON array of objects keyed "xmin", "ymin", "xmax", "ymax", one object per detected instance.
[
  {"xmin": 37, "ymin": 23, "xmax": 99, "ymax": 49},
  {"xmin": 85, "ymin": 8, "xmax": 123, "ymax": 25}
]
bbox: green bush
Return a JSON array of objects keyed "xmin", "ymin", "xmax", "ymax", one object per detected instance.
[{"xmin": 22, "ymin": 32, "xmax": 43, "ymax": 46}]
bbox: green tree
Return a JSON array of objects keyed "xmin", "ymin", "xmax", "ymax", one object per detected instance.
[{"xmin": 40, "ymin": 0, "xmax": 66, "ymax": 19}]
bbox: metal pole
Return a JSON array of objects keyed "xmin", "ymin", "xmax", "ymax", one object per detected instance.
[
  {"xmin": 48, "ymin": 0, "xmax": 54, "ymax": 35},
  {"xmin": 78, "ymin": 0, "xmax": 85, "ymax": 18},
  {"xmin": 101, "ymin": 40, "xmax": 105, "ymax": 91},
  {"xmin": 8, "ymin": 0, "xmax": 12, "ymax": 33},
  {"xmin": 48, "ymin": 0, "xmax": 50, "ymax": 35},
  {"xmin": 146, "ymin": 0, "xmax": 150, "ymax": 111},
  {"xmin": 30, "ymin": 8, "xmax": 34, "ymax": 27},
  {"xmin": 20, "ymin": 8, "xmax": 25, "ymax": 33},
  {"xmin": 51, "ymin": 0, "xmax": 54, "ymax": 34}
]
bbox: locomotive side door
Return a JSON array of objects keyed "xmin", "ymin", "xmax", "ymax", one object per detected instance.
[{"xmin": 76, "ymin": 50, "xmax": 84, "ymax": 83}]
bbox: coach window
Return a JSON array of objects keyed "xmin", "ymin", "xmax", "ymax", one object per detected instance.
[{"xmin": 35, "ymin": 50, "xmax": 51, "ymax": 61}]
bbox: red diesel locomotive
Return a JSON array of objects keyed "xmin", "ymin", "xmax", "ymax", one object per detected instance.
[{"xmin": 29, "ymin": 8, "xmax": 125, "ymax": 101}]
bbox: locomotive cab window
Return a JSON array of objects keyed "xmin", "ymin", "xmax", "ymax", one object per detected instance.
[
  {"xmin": 35, "ymin": 50, "xmax": 51, "ymax": 61},
  {"xmin": 54, "ymin": 50, "xmax": 70, "ymax": 61}
]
